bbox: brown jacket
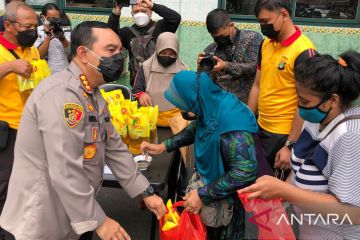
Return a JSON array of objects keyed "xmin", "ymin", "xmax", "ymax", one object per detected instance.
[{"xmin": 0, "ymin": 61, "xmax": 149, "ymax": 239}]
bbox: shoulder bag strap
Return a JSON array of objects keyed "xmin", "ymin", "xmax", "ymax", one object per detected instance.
[
  {"xmin": 8, "ymin": 49, "xmax": 20, "ymax": 59},
  {"xmin": 323, "ymin": 114, "xmax": 360, "ymax": 140}
]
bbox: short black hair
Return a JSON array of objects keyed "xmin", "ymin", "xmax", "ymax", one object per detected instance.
[
  {"xmin": 254, "ymin": 0, "xmax": 292, "ymax": 18},
  {"xmin": 71, "ymin": 21, "xmax": 110, "ymax": 58},
  {"xmin": 41, "ymin": 3, "xmax": 59, "ymax": 16},
  {"xmin": 206, "ymin": 8, "xmax": 231, "ymax": 34},
  {"xmin": 5, "ymin": 0, "xmax": 25, "ymax": 5},
  {"xmin": 295, "ymin": 50, "xmax": 360, "ymax": 110}
]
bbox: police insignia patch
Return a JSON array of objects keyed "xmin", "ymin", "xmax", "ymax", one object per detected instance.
[
  {"xmin": 88, "ymin": 104, "xmax": 94, "ymax": 112},
  {"xmin": 64, "ymin": 103, "xmax": 84, "ymax": 128},
  {"xmin": 84, "ymin": 144, "xmax": 97, "ymax": 160},
  {"xmin": 79, "ymin": 74, "xmax": 92, "ymax": 92}
]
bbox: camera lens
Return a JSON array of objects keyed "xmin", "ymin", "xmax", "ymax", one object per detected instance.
[
  {"xmin": 50, "ymin": 20, "xmax": 62, "ymax": 34},
  {"xmin": 199, "ymin": 56, "xmax": 215, "ymax": 71}
]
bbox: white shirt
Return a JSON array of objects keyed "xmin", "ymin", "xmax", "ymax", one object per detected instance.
[{"xmin": 35, "ymin": 25, "xmax": 71, "ymax": 73}]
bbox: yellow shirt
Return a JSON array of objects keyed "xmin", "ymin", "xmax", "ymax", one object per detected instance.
[
  {"xmin": 0, "ymin": 33, "xmax": 40, "ymax": 129},
  {"xmin": 157, "ymin": 108, "xmax": 181, "ymax": 127},
  {"xmin": 258, "ymin": 27, "xmax": 315, "ymax": 134}
]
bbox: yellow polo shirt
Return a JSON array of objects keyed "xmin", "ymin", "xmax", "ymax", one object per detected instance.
[
  {"xmin": 257, "ymin": 26, "xmax": 315, "ymax": 134},
  {"xmin": 0, "ymin": 33, "xmax": 40, "ymax": 129}
]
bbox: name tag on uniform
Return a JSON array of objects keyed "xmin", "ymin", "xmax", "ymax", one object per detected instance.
[{"xmin": 88, "ymin": 115, "xmax": 97, "ymax": 123}]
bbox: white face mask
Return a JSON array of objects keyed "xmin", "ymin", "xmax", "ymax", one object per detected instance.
[{"xmin": 133, "ymin": 12, "xmax": 150, "ymax": 27}]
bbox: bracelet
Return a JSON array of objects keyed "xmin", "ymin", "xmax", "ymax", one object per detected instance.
[{"xmin": 136, "ymin": 91, "xmax": 145, "ymax": 99}]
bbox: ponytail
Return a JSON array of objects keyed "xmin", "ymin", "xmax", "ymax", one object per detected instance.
[{"xmin": 295, "ymin": 50, "xmax": 360, "ymax": 109}]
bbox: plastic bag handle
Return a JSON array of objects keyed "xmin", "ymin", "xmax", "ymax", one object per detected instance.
[{"xmin": 171, "ymin": 201, "xmax": 185, "ymax": 209}]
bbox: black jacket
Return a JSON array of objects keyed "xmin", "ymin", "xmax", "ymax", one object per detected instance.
[{"xmin": 107, "ymin": 3, "xmax": 181, "ymax": 58}]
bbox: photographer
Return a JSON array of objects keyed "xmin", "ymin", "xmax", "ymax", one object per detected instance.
[
  {"xmin": 108, "ymin": 0, "xmax": 181, "ymax": 86},
  {"xmin": 35, "ymin": 3, "xmax": 71, "ymax": 73},
  {"xmin": 198, "ymin": 9, "xmax": 262, "ymax": 103}
]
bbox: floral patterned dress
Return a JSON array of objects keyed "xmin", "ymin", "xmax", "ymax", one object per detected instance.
[{"xmin": 164, "ymin": 122, "xmax": 258, "ymax": 240}]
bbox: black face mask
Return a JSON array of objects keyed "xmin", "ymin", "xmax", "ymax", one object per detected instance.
[
  {"xmin": 98, "ymin": 53, "xmax": 124, "ymax": 83},
  {"xmin": 181, "ymin": 111, "xmax": 197, "ymax": 121},
  {"xmin": 16, "ymin": 29, "xmax": 38, "ymax": 47},
  {"xmin": 260, "ymin": 23, "xmax": 280, "ymax": 40},
  {"xmin": 157, "ymin": 55, "xmax": 177, "ymax": 68},
  {"xmin": 87, "ymin": 49, "xmax": 124, "ymax": 83},
  {"xmin": 213, "ymin": 35, "xmax": 232, "ymax": 48}
]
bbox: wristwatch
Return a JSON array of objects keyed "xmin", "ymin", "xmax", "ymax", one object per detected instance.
[
  {"xmin": 285, "ymin": 140, "xmax": 296, "ymax": 150},
  {"xmin": 141, "ymin": 185, "xmax": 154, "ymax": 198}
]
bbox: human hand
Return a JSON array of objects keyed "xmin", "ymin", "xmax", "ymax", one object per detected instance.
[
  {"xmin": 197, "ymin": 52, "xmax": 205, "ymax": 70},
  {"xmin": 140, "ymin": 142, "xmax": 166, "ymax": 155},
  {"xmin": 183, "ymin": 189, "xmax": 203, "ymax": 214},
  {"xmin": 238, "ymin": 175, "xmax": 287, "ymax": 200},
  {"xmin": 43, "ymin": 23, "xmax": 51, "ymax": 34},
  {"xmin": 113, "ymin": 1, "xmax": 122, "ymax": 15},
  {"xmin": 138, "ymin": 0, "xmax": 153, "ymax": 9},
  {"xmin": 96, "ymin": 217, "xmax": 131, "ymax": 240},
  {"xmin": 212, "ymin": 56, "xmax": 226, "ymax": 72},
  {"xmin": 139, "ymin": 92, "xmax": 152, "ymax": 106},
  {"xmin": 10, "ymin": 59, "xmax": 33, "ymax": 79},
  {"xmin": 143, "ymin": 194, "xmax": 166, "ymax": 220},
  {"xmin": 53, "ymin": 29, "xmax": 65, "ymax": 41},
  {"xmin": 274, "ymin": 146, "xmax": 292, "ymax": 170}
]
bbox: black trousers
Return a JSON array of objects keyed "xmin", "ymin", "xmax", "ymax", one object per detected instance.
[
  {"xmin": 257, "ymin": 126, "xmax": 288, "ymax": 170},
  {"xmin": 5, "ymin": 231, "xmax": 94, "ymax": 240},
  {"xmin": 0, "ymin": 128, "xmax": 16, "ymax": 240}
]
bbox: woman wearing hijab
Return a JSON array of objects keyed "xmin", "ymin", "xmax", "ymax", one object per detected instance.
[
  {"xmin": 141, "ymin": 70, "xmax": 259, "ymax": 239},
  {"xmin": 132, "ymin": 32, "xmax": 188, "ymax": 127}
]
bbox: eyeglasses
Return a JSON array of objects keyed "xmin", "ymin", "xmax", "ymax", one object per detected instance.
[{"xmin": 11, "ymin": 21, "xmax": 37, "ymax": 30}]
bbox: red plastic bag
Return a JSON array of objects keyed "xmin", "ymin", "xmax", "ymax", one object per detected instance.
[
  {"xmin": 238, "ymin": 192, "xmax": 296, "ymax": 240},
  {"xmin": 159, "ymin": 201, "xmax": 207, "ymax": 240}
]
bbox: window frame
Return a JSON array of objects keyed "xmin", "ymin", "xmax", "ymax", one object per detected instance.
[
  {"xmin": 29, "ymin": 0, "xmax": 360, "ymax": 27},
  {"xmin": 31, "ymin": 0, "xmax": 113, "ymax": 14},
  {"xmin": 218, "ymin": 0, "xmax": 360, "ymax": 27}
]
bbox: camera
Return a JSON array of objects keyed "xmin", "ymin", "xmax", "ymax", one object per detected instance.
[
  {"xmin": 199, "ymin": 53, "xmax": 216, "ymax": 72},
  {"xmin": 49, "ymin": 19, "xmax": 63, "ymax": 35},
  {"xmin": 115, "ymin": 0, "xmax": 137, "ymax": 7}
]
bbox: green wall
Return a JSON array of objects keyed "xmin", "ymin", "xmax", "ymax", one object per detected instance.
[{"xmin": 68, "ymin": 14, "xmax": 360, "ymax": 71}]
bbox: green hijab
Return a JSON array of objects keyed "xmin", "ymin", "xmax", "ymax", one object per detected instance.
[{"xmin": 164, "ymin": 71, "xmax": 258, "ymax": 184}]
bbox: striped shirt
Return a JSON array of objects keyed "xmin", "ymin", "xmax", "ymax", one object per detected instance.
[{"xmin": 291, "ymin": 106, "xmax": 360, "ymax": 239}]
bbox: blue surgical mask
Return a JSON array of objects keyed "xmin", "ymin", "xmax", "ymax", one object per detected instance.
[{"xmin": 298, "ymin": 99, "xmax": 331, "ymax": 123}]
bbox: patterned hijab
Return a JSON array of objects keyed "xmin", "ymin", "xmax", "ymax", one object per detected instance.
[{"xmin": 164, "ymin": 70, "xmax": 258, "ymax": 183}]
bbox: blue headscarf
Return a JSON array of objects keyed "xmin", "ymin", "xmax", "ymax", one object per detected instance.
[{"xmin": 164, "ymin": 71, "xmax": 258, "ymax": 184}]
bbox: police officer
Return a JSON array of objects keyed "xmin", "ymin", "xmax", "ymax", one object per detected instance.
[{"xmin": 0, "ymin": 21, "xmax": 165, "ymax": 240}]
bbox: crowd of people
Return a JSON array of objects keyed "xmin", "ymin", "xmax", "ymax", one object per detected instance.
[{"xmin": 0, "ymin": 0, "xmax": 359, "ymax": 239}]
